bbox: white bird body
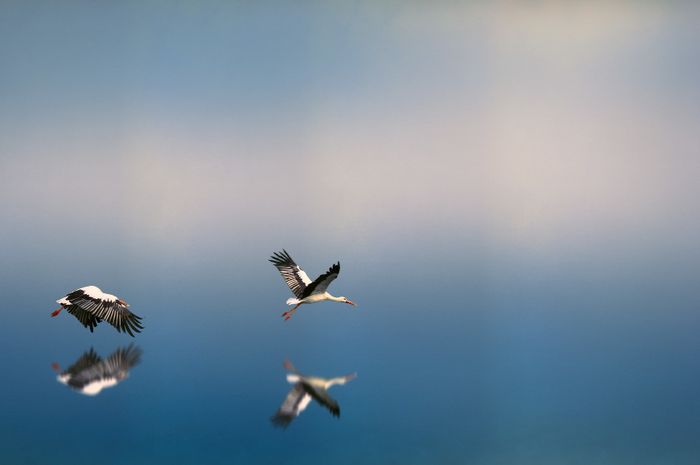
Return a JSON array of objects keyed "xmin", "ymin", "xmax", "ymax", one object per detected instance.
[
  {"xmin": 290, "ymin": 292, "xmax": 345, "ymax": 306},
  {"xmin": 270, "ymin": 250, "xmax": 356, "ymax": 320},
  {"xmin": 59, "ymin": 376, "xmax": 120, "ymax": 396},
  {"xmin": 57, "ymin": 286, "xmax": 117, "ymax": 305}
]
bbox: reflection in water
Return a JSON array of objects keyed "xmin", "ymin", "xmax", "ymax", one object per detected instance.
[
  {"xmin": 271, "ymin": 359, "xmax": 356, "ymax": 428},
  {"xmin": 53, "ymin": 345, "xmax": 142, "ymax": 396}
]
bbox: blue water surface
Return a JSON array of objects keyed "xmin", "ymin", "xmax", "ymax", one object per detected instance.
[{"xmin": 1, "ymin": 240, "xmax": 699, "ymax": 465}]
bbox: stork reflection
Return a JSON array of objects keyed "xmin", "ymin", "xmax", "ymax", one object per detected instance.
[
  {"xmin": 52, "ymin": 344, "xmax": 142, "ymax": 396},
  {"xmin": 271, "ymin": 359, "xmax": 356, "ymax": 428}
]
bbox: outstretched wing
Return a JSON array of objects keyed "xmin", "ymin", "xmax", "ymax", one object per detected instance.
[
  {"xmin": 302, "ymin": 382, "xmax": 341, "ymax": 418},
  {"xmin": 64, "ymin": 305, "xmax": 102, "ymax": 332},
  {"xmin": 302, "ymin": 262, "xmax": 340, "ymax": 298},
  {"xmin": 269, "ymin": 250, "xmax": 312, "ymax": 299},
  {"xmin": 271, "ymin": 383, "xmax": 312, "ymax": 428},
  {"xmin": 62, "ymin": 289, "xmax": 144, "ymax": 337},
  {"xmin": 67, "ymin": 345, "xmax": 142, "ymax": 392},
  {"xmin": 63, "ymin": 348, "xmax": 101, "ymax": 377},
  {"xmin": 102, "ymin": 344, "xmax": 143, "ymax": 376}
]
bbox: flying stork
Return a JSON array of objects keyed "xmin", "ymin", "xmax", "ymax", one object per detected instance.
[
  {"xmin": 53, "ymin": 344, "xmax": 142, "ymax": 396},
  {"xmin": 269, "ymin": 250, "xmax": 356, "ymax": 320},
  {"xmin": 271, "ymin": 359, "xmax": 357, "ymax": 428},
  {"xmin": 51, "ymin": 286, "xmax": 144, "ymax": 336}
]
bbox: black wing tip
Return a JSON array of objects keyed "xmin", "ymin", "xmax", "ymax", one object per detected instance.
[
  {"xmin": 122, "ymin": 310, "xmax": 144, "ymax": 336},
  {"xmin": 327, "ymin": 402, "xmax": 341, "ymax": 418},
  {"xmin": 270, "ymin": 414, "xmax": 293, "ymax": 429},
  {"xmin": 113, "ymin": 344, "xmax": 143, "ymax": 367},
  {"xmin": 115, "ymin": 318, "xmax": 143, "ymax": 337},
  {"xmin": 127, "ymin": 323, "xmax": 143, "ymax": 337},
  {"xmin": 269, "ymin": 250, "xmax": 294, "ymax": 266}
]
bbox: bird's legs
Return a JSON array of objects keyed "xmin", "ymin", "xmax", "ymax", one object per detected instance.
[
  {"xmin": 282, "ymin": 304, "xmax": 301, "ymax": 321},
  {"xmin": 50, "ymin": 307, "xmax": 62, "ymax": 317}
]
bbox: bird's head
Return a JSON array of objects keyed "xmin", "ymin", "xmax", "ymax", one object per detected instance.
[
  {"xmin": 117, "ymin": 299, "xmax": 129, "ymax": 308},
  {"xmin": 340, "ymin": 297, "xmax": 356, "ymax": 307}
]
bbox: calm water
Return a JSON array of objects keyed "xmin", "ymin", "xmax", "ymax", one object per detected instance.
[{"xmin": 1, "ymin": 242, "xmax": 699, "ymax": 465}]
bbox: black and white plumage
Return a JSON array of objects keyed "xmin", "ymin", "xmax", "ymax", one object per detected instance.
[
  {"xmin": 271, "ymin": 359, "xmax": 356, "ymax": 428},
  {"xmin": 54, "ymin": 344, "xmax": 142, "ymax": 396},
  {"xmin": 269, "ymin": 250, "xmax": 356, "ymax": 320},
  {"xmin": 51, "ymin": 286, "xmax": 143, "ymax": 336}
]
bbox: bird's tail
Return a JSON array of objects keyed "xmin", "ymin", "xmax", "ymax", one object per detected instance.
[{"xmin": 286, "ymin": 298, "xmax": 301, "ymax": 305}]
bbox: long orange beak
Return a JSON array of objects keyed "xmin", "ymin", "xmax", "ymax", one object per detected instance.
[{"xmin": 346, "ymin": 300, "xmax": 357, "ymax": 307}]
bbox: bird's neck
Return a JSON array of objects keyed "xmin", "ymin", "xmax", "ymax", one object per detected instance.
[
  {"xmin": 326, "ymin": 377, "xmax": 346, "ymax": 388},
  {"xmin": 327, "ymin": 294, "xmax": 343, "ymax": 302}
]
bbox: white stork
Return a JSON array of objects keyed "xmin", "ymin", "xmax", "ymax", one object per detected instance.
[
  {"xmin": 271, "ymin": 359, "xmax": 356, "ymax": 428},
  {"xmin": 53, "ymin": 344, "xmax": 142, "ymax": 396},
  {"xmin": 269, "ymin": 250, "xmax": 356, "ymax": 320},
  {"xmin": 51, "ymin": 286, "xmax": 143, "ymax": 336}
]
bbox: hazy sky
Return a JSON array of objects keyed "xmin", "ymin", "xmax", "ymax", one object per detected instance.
[{"xmin": 1, "ymin": 1, "xmax": 699, "ymax": 268}]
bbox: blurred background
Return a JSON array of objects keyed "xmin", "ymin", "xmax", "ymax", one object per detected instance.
[{"xmin": 1, "ymin": 1, "xmax": 699, "ymax": 464}]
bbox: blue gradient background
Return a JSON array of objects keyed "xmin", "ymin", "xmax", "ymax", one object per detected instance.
[{"xmin": 1, "ymin": 2, "xmax": 699, "ymax": 464}]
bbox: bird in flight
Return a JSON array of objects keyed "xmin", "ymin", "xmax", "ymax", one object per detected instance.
[
  {"xmin": 271, "ymin": 359, "xmax": 356, "ymax": 428},
  {"xmin": 269, "ymin": 250, "xmax": 356, "ymax": 320},
  {"xmin": 52, "ymin": 344, "xmax": 142, "ymax": 396},
  {"xmin": 51, "ymin": 286, "xmax": 144, "ymax": 336}
]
